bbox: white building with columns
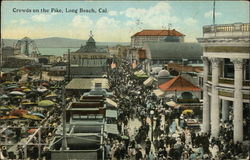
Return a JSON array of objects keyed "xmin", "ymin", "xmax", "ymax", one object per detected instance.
[{"xmin": 197, "ymin": 23, "xmax": 250, "ymax": 143}]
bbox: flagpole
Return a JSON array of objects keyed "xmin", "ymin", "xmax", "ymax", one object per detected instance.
[{"xmin": 213, "ymin": 0, "xmax": 216, "ymax": 36}]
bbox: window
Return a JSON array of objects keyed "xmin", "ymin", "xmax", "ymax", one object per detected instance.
[
  {"xmin": 72, "ymin": 114, "xmax": 80, "ymax": 120},
  {"xmin": 208, "ymin": 60, "xmax": 212, "ymax": 75},
  {"xmin": 224, "ymin": 59, "xmax": 234, "ymax": 78},
  {"xmin": 244, "ymin": 59, "xmax": 250, "ymax": 80},
  {"xmin": 199, "ymin": 77, "xmax": 203, "ymax": 87}
]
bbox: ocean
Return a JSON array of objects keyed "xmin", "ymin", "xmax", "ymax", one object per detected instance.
[{"xmin": 37, "ymin": 47, "xmax": 79, "ymax": 56}]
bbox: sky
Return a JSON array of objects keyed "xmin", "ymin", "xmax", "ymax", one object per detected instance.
[{"xmin": 1, "ymin": 1, "xmax": 249, "ymax": 42}]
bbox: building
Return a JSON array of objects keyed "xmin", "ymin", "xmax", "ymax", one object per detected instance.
[
  {"xmin": 49, "ymin": 86, "xmax": 118, "ymax": 160},
  {"xmin": 2, "ymin": 54, "xmax": 37, "ymax": 68},
  {"xmin": 68, "ymin": 33, "xmax": 110, "ymax": 79},
  {"xmin": 1, "ymin": 46, "xmax": 20, "ymax": 65},
  {"xmin": 197, "ymin": 23, "xmax": 250, "ymax": 143},
  {"xmin": 142, "ymin": 42, "xmax": 203, "ymax": 74},
  {"xmin": 70, "ymin": 35, "xmax": 109, "ymax": 66},
  {"xmin": 159, "ymin": 75, "xmax": 202, "ymax": 100},
  {"xmin": 108, "ymin": 45, "xmax": 130, "ymax": 58},
  {"xmin": 65, "ymin": 78, "xmax": 109, "ymax": 96},
  {"xmin": 128, "ymin": 29, "xmax": 185, "ymax": 65},
  {"xmin": 48, "ymin": 62, "xmax": 67, "ymax": 76},
  {"xmin": 144, "ymin": 42, "xmax": 203, "ymax": 65},
  {"xmin": 131, "ymin": 29, "xmax": 185, "ymax": 48},
  {"xmin": 49, "ymin": 97, "xmax": 105, "ymax": 160}
]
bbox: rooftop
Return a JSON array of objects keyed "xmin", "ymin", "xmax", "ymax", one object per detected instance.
[
  {"xmin": 74, "ymin": 36, "xmax": 108, "ymax": 53},
  {"xmin": 65, "ymin": 78, "xmax": 109, "ymax": 90},
  {"xmin": 144, "ymin": 42, "xmax": 203, "ymax": 60},
  {"xmin": 131, "ymin": 29, "xmax": 185, "ymax": 37},
  {"xmin": 159, "ymin": 75, "xmax": 202, "ymax": 92}
]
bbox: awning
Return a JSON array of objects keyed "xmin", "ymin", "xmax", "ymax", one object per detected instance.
[
  {"xmin": 106, "ymin": 110, "xmax": 117, "ymax": 119},
  {"xmin": 104, "ymin": 124, "xmax": 119, "ymax": 135},
  {"xmin": 134, "ymin": 70, "xmax": 148, "ymax": 78},
  {"xmin": 153, "ymin": 89, "xmax": 165, "ymax": 97},
  {"xmin": 105, "ymin": 98, "xmax": 118, "ymax": 108},
  {"xmin": 143, "ymin": 76, "xmax": 157, "ymax": 86}
]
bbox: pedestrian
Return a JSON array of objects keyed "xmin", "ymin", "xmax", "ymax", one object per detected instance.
[{"xmin": 135, "ymin": 148, "xmax": 143, "ymax": 160}]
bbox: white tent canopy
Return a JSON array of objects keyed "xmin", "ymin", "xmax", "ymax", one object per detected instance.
[
  {"xmin": 105, "ymin": 98, "xmax": 118, "ymax": 108},
  {"xmin": 143, "ymin": 76, "xmax": 157, "ymax": 86},
  {"xmin": 153, "ymin": 89, "xmax": 165, "ymax": 97}
]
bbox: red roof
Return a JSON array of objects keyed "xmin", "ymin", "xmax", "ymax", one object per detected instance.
[
  {"xmin": 132, "ymin": 29, "xmax": 185, "ymax": 37},
  {"xmin": 159, "ymin": 76, "xmax": 201, "ymax": 92}
]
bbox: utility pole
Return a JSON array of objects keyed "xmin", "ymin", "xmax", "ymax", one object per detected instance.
[
  {"xmin": 24, "ymin": 39, "xmax": 29, "ymax": 56},
  {"xmin": 67, "ymin": 49, "xmax": 71, "ymax": 81},
  {"xmin": 0, "ymin": 38, "xmax": 3, "ymax": 73},
  {"xmin": 213, "ymin": 0, "xmax": 216, "ymax": 36},
  {"xmin": 61, "ymin": 86, "xmax": 67, "ymax": 150}
]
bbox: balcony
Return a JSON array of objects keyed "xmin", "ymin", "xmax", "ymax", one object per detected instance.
[
  {"xmin": 207, "ymin": 76, "xmax": 249, "ymax": 86},
  {"xmin": 201, "ymin": 23, "xmax": 250, "ymax": 41}
]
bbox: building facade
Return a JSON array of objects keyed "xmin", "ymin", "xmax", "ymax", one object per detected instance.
[
  {"xmin": 197, "ymin": 23, "xmax": 250, "ymax": 143},
  {"xmin": 70, "ymin": 36, "xmax": 110, "ymax": 67},
  {"xmin": 67, "ymin": 34, "xmax": 110, "ymax": 79},
  {"xmin": 131, "ymin": 29, "xmax": 185, "ymax": 48}
]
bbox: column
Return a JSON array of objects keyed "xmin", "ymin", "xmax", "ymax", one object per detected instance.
[
  {"xmin": 210, "ymin": 57, "xmax": 220, "ymax": 138},
  {"xmin": 231, "ymin": 58, "xmax": 243, "ymax": 143},
  {"xmin": 201, "ymin": 56, "xmax": 210, "ymax": 133},
  {"xmin": 222, "ymin": 99, "xmax": 229, "ymax": 122}
]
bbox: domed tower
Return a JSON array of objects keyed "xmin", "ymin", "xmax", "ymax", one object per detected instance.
[
  {"xmin": 158, "ymin": 69, "xmax": 170, "ymax": 77},
  {"xmin": 157, "ymin": 69, "xmax": 171, "ymax": 85},
  {"xmin": 85, "ymin": 31, "xmax": 96, "ymax": 51}
]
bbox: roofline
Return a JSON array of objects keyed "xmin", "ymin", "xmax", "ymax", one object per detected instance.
[
  {"xmin": 131, "ymin": 34, "xmax": 186, "ymax": 38},
  {"xmin": 131, "ymin": 29, "xmax": 185, "ymax": 37}
]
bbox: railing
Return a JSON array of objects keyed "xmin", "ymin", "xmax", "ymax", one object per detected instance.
[
  {"xmin": 219, "ymin": 90, "xmax": 234, "ymax": 98},
  {"xmin": 219, "ymin": 78, "xmax": 234, "ymax": 85},
  {"xmin": 218, "ymin": 90, "xmax": 249, "ymax": 99},
  {"xmin": 207, "ymin": 76, "xmax": 250, "ymax": 86},
  {"xmin": 203, "ymin": 23, "xmax": 250, "ymax": 33},
  {"xmin": 243, "ymin": 94, "xmax": 250, "ymax": 99},
  {"xmin": 243, "ymin": 81, "xmax": 250, "ymax": 86}
]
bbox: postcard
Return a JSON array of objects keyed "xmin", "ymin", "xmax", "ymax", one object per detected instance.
[{"xmin": 0, "ymin": 0, "xmax": 249, "ymax": 160}]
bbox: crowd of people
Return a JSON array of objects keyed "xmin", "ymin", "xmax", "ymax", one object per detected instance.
[
  {"xmin": 0, "ymin": 73, "xmax": 66, "ymax": 159},
  {"xmin": 0, "ymin": 58, "xmax": 249, "ymax": 160},
  {"xmin": 104, "ymin": 59, "xmax": 249, "ymax": 160}
]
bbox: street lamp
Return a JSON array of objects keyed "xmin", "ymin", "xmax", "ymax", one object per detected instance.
[{"xmin": 150, "ymin": 110, "xmax": 154, "ymax": 142}]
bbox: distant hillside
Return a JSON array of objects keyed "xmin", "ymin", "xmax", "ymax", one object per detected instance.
[{"xmin": 2, "ymin": 37, "xmax": 129, "ymax": 48}]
